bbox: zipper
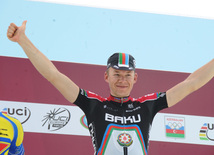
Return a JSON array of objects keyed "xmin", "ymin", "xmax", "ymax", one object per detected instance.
[
  {"xmin": 120, "ymin": 97, "xmax": 123, "ymax": 106},
  {"xmin": 120, "ymin": 98, "xmax": 128, "ymax": 155}
]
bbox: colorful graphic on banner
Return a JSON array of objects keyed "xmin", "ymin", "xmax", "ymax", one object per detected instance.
[
  {"xmin": 1, "ymin": 108, "xmax": 8, "ymax": 115},
  {"xmin": 165, "ymin": 116, "xmax": 185, "ymax": 138},
  {"xmin": 80, "ymin": 115, "xmax": 88, "ymax": 129},
  {"xmin": 199, "ymin": 123, "xmax": 214, "ymax": 141}
]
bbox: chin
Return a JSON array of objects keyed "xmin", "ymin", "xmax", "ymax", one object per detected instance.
[{"xmin": 116, "ymin": 92, "xmax": 130, "ymax": 97}]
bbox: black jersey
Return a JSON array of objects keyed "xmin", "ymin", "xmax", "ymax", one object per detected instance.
[{"xmin": 74, "ymin": 89, "xmax": 168, "ymax": 155}]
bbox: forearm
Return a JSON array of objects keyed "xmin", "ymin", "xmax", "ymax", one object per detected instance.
[
  {"xmin": 185, "ymin": 58, "xmax": 214, "ymax": 91},
  {"xmin": 167, "ymin": 59, "xmax": 214, "ymax": 107},
  {"xmin": 18, "ymin": 34, "xmax": 58, "ymax": 81}
]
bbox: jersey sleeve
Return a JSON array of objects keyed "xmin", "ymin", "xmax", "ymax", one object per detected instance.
[
  {"xmin": 138, "ymin": 92, "xmax": 168, "ymax": 118},
  {"xmin": 73, "ymin": 88, "xmax": 88, "ymax": 111},
  {"xmin": 73, "ymin": 88, "xmax": 105, "ymax": 114},
  {"xmin": 152, "ymin": 92, "xmax": 168, "ymax": 113}
]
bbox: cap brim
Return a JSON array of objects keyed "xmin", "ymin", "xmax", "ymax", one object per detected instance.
[{"xmin": 111, "ymin": 65, "xmax": 135, "ymax": 71}]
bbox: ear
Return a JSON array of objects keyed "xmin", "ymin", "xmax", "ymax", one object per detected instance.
[
  {"xmin": 104, "ymin": 71, "xmax": 109, "ymax": 83},
  {"xmin": 133, "ymin": 72, "xmax": 138, "ymax": 84}
]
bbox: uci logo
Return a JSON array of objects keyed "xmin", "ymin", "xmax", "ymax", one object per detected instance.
[
  {"xmin": 199, "ymin": 123, "xmax": 214, "ymax": 141},
  {"xmin": 2, "ymin": 107, "xmax": 31, "ymax": 124},
  {"xmin": 42, "ymin": 107, "xmax": 71, "ymax": 131}
]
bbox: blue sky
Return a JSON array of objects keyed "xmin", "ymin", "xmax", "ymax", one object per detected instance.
[{"xmin": 1, "ymin": 0, "xmax": 214, "ymax": 73}]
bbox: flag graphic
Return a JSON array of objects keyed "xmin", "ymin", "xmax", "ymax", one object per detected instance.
[
  {"xmin": 118, "ymin": 53, "xmax": 129, "ymax": 67},
  {"xmin": 165, "ymin": 116, "xmax": 185, "ymax": 138}
]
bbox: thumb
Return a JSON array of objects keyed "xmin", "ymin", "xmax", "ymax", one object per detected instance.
[{"xmin": 22, "ymin": 20, "xmax": 27, "ymax": 26}]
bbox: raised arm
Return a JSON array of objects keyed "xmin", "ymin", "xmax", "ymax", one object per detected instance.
[
  {"xmin": 7, "ymin": 21, "xmax": 79, "ymax": 103},
  {"xmin": 166, "ymin": 59, "xmax": 214, "ymax": 107}
]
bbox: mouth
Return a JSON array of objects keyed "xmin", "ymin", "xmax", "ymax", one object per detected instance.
[{"xmin": 116, "ymin": 85, "xmax": 128, "ymax": 89}]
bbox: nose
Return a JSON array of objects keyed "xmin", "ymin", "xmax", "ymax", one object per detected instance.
[{"xmin": 118, "ymin": 75, "xmax": 126, "ymax": 82}]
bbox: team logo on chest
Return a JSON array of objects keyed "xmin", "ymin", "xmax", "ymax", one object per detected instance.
[
  {"xmin": 117, "ymin": 133, "xmax": 133, "ymax": 147},
  {"xmin": 105, "ymin": 113, "xmax": 141, "ymax": 124}
]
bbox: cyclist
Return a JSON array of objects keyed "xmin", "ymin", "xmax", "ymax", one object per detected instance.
[
  {"xmin": 7, "ymin": 21, "xmax": 214, "ymax": 154},
  {"xmin": 0, "ymin": 112, "xmax": 25, "ymax": 155}
]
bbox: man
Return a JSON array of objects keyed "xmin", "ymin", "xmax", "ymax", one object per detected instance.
[
  {"xmin": 0, "ymin": 112, "xmax": 25, "ymax": 155},
  {"xmin": 7, "ymin": 21, "xmax": 214, "ymax": 155}
]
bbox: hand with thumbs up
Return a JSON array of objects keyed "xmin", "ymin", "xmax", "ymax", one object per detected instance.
[{"xmin": 7, "ymin": 20, "xmax": 27, "ymax": 43}]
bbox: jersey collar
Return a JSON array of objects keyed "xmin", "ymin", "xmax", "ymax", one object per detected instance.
[{"xmin": 108, "ymin": 95, "xmax": 132, "ymax": 103}]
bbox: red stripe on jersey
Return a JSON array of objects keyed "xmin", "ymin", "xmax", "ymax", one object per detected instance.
[
  {"xmin": 135, "ymin": 93, "xmax": 158, "ymax": 103},
  {"xmin": 86, "ymin": 90, "xmax": 106, "ymax": 102}
]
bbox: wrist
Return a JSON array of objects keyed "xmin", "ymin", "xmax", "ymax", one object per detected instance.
[{"xmin": 18, "ymin": 34, "xmax": 28, "ymax": 45}]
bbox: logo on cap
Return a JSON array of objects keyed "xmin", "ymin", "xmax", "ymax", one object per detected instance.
[
  {"xmin": 107, "ymin": 53, "xmax": 135, "ymax": 70},
  {"xmin": 118, "ymin": 53, "xmax": 129, "ymax": 68}
]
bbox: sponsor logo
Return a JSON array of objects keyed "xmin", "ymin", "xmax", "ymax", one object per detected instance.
[
  {"xmin": 117, "ymin": 133, "xmax": 133, "ymax": 147},
  {"xmin": 0, "ymin": 128, "xmax": 8, "ymax": 137},
  {"xmin": 103, "ymin": 105, "xmax": 119, "ymax": 112},
  {"xmin": 88, "ymin": 122, "xmax": 98, "ymax": 152},
  {"xmin": 105, "ymin": 113, "xmax": 141, "ymax": 124},
  {"xmin": 127, "ymin": 104, "xmax": 134, "ymax": 109},
  {"xmin": 42, "ymin": 107, "xmax": 71, "ymax": 131},
  {"xmin": 199, "ymin": 123, "xmax": 214, "ymax": 141},
  {"xmin": 126, "ymin": 106, "xmax": 141, "ymax": 113},
  {"xmin": 165, "ymin": 116, "xmax": 185, "ymax": 138},
  {"xmin": 1, "ymin": 107, "xmax": 31, "ymax": 124},
  {"xmin": 80, "ymin": 115, "xmax": 88, "ymax": 129}
]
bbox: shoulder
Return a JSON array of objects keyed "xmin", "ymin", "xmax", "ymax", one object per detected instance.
[
  {"xmin": 2, "ymin": 113, "xmax": 22, "ymax": 127},
  {"xmin": 78, "ymin": 88, "xmax": 107, "ymax": 102},
  {"xmin": 0, "ymin": 113, "xmax": 15, "ymax": 140},
  {"xmin": 133, "ymin": 92, "xmax": 166, "ymax": 103}
]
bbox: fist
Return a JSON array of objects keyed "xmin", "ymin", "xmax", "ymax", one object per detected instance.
[{"xmin": 7, "ymin": 20, "xmax": 27, "ymax": 42}]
